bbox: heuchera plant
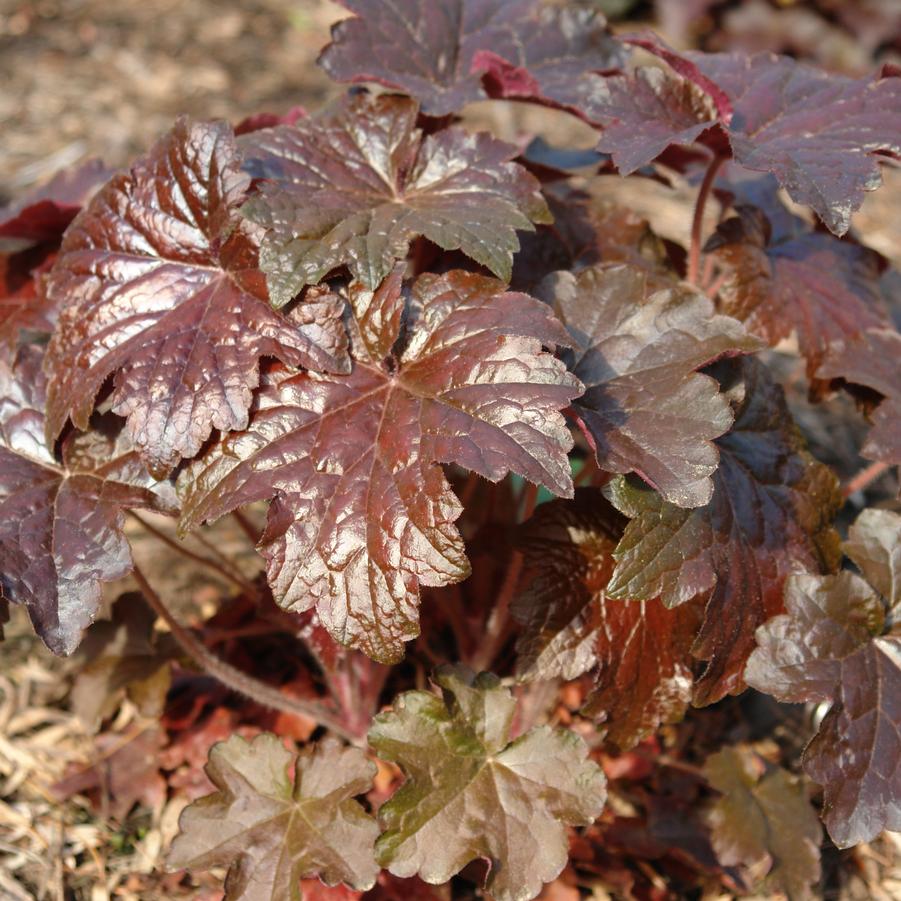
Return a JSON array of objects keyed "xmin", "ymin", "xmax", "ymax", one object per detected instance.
[{"xmin": 2, "ymin": 1, "xmax": 901, "ymax": 898}]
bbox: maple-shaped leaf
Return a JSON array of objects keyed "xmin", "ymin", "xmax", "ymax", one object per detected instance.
[
  {"xmin": 606, "ymin": 356, "xmax": 841, "ymax": 704},
  {"xmin": 168, "ymin": 733, "xmax": 379, "ymax": 901},
  {"xmin": 538, "ymin": 263, "xmax": 762, "ymax": 508},
  {"xmin": 368, "ymin": 665, "xmax": 606, "ymax": 901},
  {"xmin": 513, "ymin": 489, "xmax": 702, "ymax": 750},
  {"xmin": 591, "ymin": 67, "xmax": 718, "ymax": 175},
  {"xmin": 42, "ymin": 117, "xmax": 349, "ymax": 479},
  {"xmin": 704, "ymin": 746, "xmax": 822, "ymax": 899},
  {"xmin": 240, "ymin": 92, "xmax": 550, "ymax": 304},
  {"xmin": 318, "ymin": 1, "xmax": 625, "ymax": 118},
  {"xmin": 71, "ymin": 591, "xmax": 172, "ymax": 730},
  {"xmin": 0, "ymin": 159, "xmax": 112, "ymax": 245},
  {"xmin": 179, "ymin": 268, "xmax": 580, "ymax": 662},
  {"xmin": 0, "ymin": 346, "xmax": 177, "ymax": 655},
  {"xmin": 818, "ymin": 327, "xmax": 901, "ymax": 469},
  {"xmin": 619, "ymin": 36, "xmax": 901, "ymax": 235},
  {"xmin": 745, "ymin": 508, "xmax": 901, "ymax": 847},
  {"xmin": 705, "ymin": 205, "xmax": 889, "ymax": 377}
]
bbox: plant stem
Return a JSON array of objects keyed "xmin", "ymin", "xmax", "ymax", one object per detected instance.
[
  {"xmin": 842, "ymin": 460, "xmax": 892, "ymax": 498},
  {"xmin": 232, "ymin": 509, "xmax": 261, "ymax": 544},
  {"xmin": 688, "ymin": 154, "xmax": 724, "ymax": 287},
  {"xmin": 128, "ymin": 512, "xmax": 256, "ymax": 595},
  {"xmin": 130, "ymin": 564, "xmax": 362, "ymax": 744},
  {"xmin": 471, "ymin": 482, "xmax": 539, "ymax": 672}
]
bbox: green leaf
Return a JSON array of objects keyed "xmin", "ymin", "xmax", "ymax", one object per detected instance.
[
  {"xmin": 167, "ymin": 734, "xmax": 379, "ymax": 901},
  {"xmin": 368, "ymin": 665, "xmax": 606, "ymax": 901}
]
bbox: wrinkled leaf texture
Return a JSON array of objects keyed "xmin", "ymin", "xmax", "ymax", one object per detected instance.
[
  {"xmin": 513, "ymin": 489, "xmax": 702, "ymax": 750},
  {"xmin": 706, "ymin": 203, "xmax": 889, "ymax": 377},
  {"xmin": 168, "ymin": 733, "xmax": 379, "ymax": 901},
  {"xmin": 538, "ymin": 263, "xmax": 762, "ymax": 508},
  {"xmin": 43, "ymin": 117, "xmax": 349, "ymax": 478},
  {"xmin": 241, "ymin": 92, "xmax": 550, "ymax": 304},
  {"xmin": 369, "ymin": 665, "xmax": 606, "ymax": 901},
  {"xmin": 179, "ymin": 266, "xmax": 580, "ymax": 663},
  {"xmin": 318, "ymin": 0, "xmax": 626, "ymax": 118},
  {"xmin": 606, "ymin": 356, "xmax": 841, "ymax": 704},
  {"xmin": 0, "ymin": 346, "xmax": 176, "ymax": 654},
  {"xmin": 746, "ymin": 508, "xmax": 901, "ymax": 847},
  {"xmin": 598, "ymin": 35, "xmax": 901, "ymax": 235}
]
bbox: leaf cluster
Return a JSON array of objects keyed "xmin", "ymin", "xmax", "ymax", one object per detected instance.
[{"xmin": 2, "ymin": 1, "xmax": 901, "ymax": 897}]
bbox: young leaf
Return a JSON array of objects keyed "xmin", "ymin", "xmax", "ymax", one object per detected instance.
[
  {"xmin": 745, "ymin": 509, "xmax": 901, "ymax": 847},
  {"xmin": 241, "ymin": 93, "xmax": 550, "ymax": 304},
  {"xmin": 71, "ymin": 591, "xmax": 172, "ymax": 730},
  {"xmin": 179, "ymin": 268, "xmax": 580, "ymax": 662},
  {"xmin": 817, "ymin": 327, "xmax": 901, "ymax": 471},
  {"xmin": 318, "ymin": 1, "xmax": 625, "ymax": 118},
  {"xmin": 368, "ymin": 665, "xmax": 606, "ymax": 901},
  {"xmin": 0, "ymin": 346, "xmax": 177, "ymax": 655},
  {"xmin": 705, "ymin": 205, "xmax": 889, "ymax": 377},
  {"xmin": 43, "ymin": 117, "xmax": 349, "ymax": 478},
  {"xmin": 538, "ymin": 263, "xmax": 762, "ymax": 508},
  {"xmin": 513, "ymin": 489, "xmax": 702, "ymax": 750},
  {"xmin": 167, "ymin": 733, "xmax": 379, "ymax": 901},
  {"xmin": 704, "ymin": 747, "xmax": 822, "ymax": 900},
  {"xmin": 607, "ymin": 357, "xmax": 841, "ymax": 704}
]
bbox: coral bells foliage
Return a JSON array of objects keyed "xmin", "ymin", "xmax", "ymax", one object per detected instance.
[{"xmin": 2, "ymin": 1, "xmax": 901, "ymax": 898}]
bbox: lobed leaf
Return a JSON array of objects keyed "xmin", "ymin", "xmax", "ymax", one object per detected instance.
[
  {"xmin": 513, "ymin": 489, "xmax": 702, "ymax": 750},
  {"xmin": 318, "ymin": 0, "xmax": 625, "ymax": 118},
  {"xmin": 607, "ymin": 356, "xmax": 841, "ymax": 704},
  {"xmin": 43, "ymin": 117, "xmax": 349, "ymax": 478},
  {"xmin": 241, "ymin": 92, "xmax": 550, "ymax": 303},
  {"xmin": 595, "ymin": 36, "xmax": 901, "ymax": 235},
  {"xmin": 704, "ymin": 746, "xmax": 822, "ymax": 899},
  {"xmin": 0, "ymin": 346, "xmax": 177, "ymax": 654},
  {"xmin": 369, "ymin": 665, "xmax": 606, "ymax": 901},
  {"xmin": 538, "ymin": 263, "xmax": 763, "ymax": 508},
  {"xmin": 706, "ymin": 205, "xmax": 889, "ymax": 377},
  {"xmin": 179, "ymin": 268, "xmax": 580, "ymax": 663},
  {"xmin": 745, "ymin": 508, "xmax": 901, "ymax": 846},
  {"xmin": 168, "ymin": 733, "xmax": 379, "ymax": 901}
]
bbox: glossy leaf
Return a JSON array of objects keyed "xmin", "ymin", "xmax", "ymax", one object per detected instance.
[
  {"xmin": 318, "ymin": 0, "xmax": 625, "ymax": 118},
  {"xmin": 705, "ymin": 747, "xmax": 821, "ymax": 899},
  {"xmin": 745, "ymin": 509, "xmax": 901, "ymax": 847},
  {"xmin": 179, "ymin": 268, "xmax": 580, "ymax": 662},
  {"xmin": 591, "ymin": 67, "xmax": 717, "ymax": 175},
  {"xmin": 513, "ymin": 489, "xmax": 702, "ymax": 750},
  {"xmin": 600, "ymin": 36, "xmax": 901, "ymax": 234},
  {"xmin": 241, "ymin": 93, "xmax": 550, "ymax": 303},
  {"xmin": 167, "ymin": 734, "xmax": 379, "ymax": 901},
  {"xmin": 368, "ymin": 665, "xmax": 606, "ymax": 901},
  {"xmin": 706, "ymin": 205, "xmax": 889, "ymax": 377},
  {"xmin": 538, "ymin": 263, "xmax": 762, "ymax": 508},
  {"xmin": 43, "ymin": 117, "xmax": 349, "ymax": 478},
  {"xmin": 818, "ymin": 327, "xmax": 901, "ymax": 469},
  {"xmin": 0, "ymin": 346, "xmax": 177, "ymax": 655},
  {"xmin": 607, "ymin": 357, "xmax": 842, "ymax": 704}
]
